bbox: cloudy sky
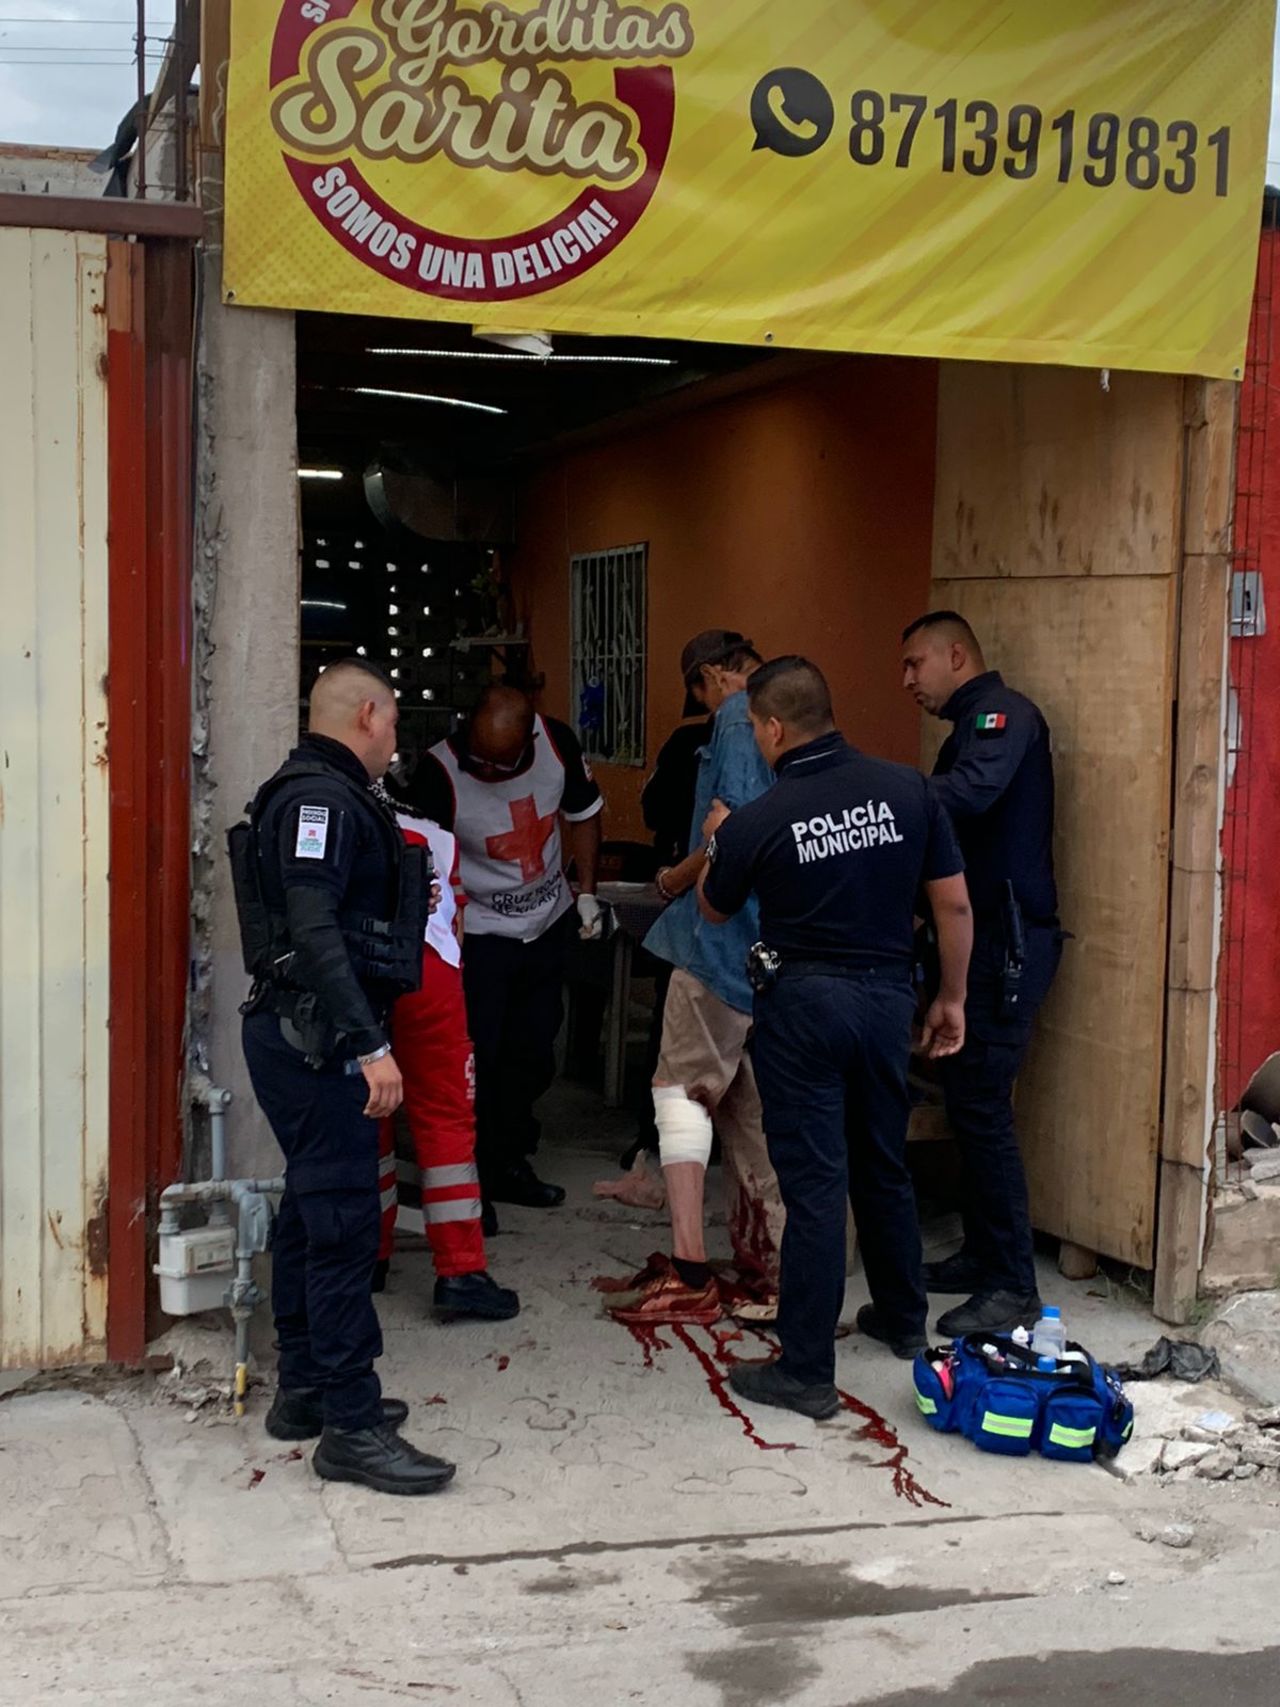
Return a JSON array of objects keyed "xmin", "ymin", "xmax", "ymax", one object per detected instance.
[{"xmin": 2, "ymin": 1, "xmax": 1280, "ymax": 174}]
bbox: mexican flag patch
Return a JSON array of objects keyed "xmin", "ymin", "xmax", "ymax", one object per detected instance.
[{"xmin": 976, "ymin": 712, "xmax": 1007, "ymax": 734}]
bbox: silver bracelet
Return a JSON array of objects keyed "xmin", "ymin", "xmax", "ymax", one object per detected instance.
[{"xmin": 357, "ymin": 1043, "xmax": 391, "ymax": 1066}]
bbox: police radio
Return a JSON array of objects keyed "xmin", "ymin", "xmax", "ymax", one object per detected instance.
[{"xmin": 747, "ymin": 941, "xmax": 782, "ymax": 994}]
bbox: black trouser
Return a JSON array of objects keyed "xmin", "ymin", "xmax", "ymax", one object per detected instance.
[
  {"xmin": 463, "ymin": 911, "xmax": 573, "ymax": 1185},
  {"xmin": 751, "ymin": 967, "xmax": 925, "ymax": 1388},
  {"xmin": 243, "ymin": 1011, "xmax": 383, "ymax": 1431},
  {"xmin": 938, "ymin": 922, "xmax": 1063, "ymax": 1296}
]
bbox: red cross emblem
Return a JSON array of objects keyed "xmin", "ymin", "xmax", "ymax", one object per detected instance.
[{"xmin": 485, "ymin": 795, "xmax": 556, "ymax": 881}]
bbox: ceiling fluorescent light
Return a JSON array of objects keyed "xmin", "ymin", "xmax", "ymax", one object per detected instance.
[
  {"xmin": 301, "ymin": 598, "xmax": 348, "ymax": 611},
  {"xmin": 348, "ymin": 386, "xmax": 507, "ymax": 416},
  {"xmin": 478, "ymin": 329, "xmax": 553, "ymax": 358},
  {"xmin": 366, "ymin": 347, "xmax": 676, "ymax": 367},
  {"xmin": 297, "ymin": 467, "xmax": 345, "ymax": 479}
]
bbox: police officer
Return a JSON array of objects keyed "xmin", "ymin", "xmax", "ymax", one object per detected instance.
[
  {"xmin": 697, "ymin": 657, "xmax": 972, "ymax": 1421},
  {"xmin": 901, "ymin": 611, "xmax": 1063, "ymax": 1338},
  {"xmin": 232, "ymin": 658, "xmax": 454, "ymax": 1494}
]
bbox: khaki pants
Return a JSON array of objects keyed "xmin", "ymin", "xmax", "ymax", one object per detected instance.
[{"xmin": 655, "ymin": 969, "xmax": 785, "ymax": 1286}]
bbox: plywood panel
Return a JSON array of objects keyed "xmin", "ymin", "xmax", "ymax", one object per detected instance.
[
  {"xmin": 932, "ymin": 574, "xmax": 1175, "ymax": 1266},
  {"xmin": 0, "ymin": 228, "xmax": 111, "ymax": 1367},
  {"xmin": 934, "ymin": 365, "xmax": 1184, "ymax": 581}
]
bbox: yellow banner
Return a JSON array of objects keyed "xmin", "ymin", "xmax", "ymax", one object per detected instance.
[{"xmin": 224, "ymin": 1, "xmax": 1274, "ymax": 378}]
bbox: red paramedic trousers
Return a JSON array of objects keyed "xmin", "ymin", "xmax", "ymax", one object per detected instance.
[{"xmin": 378, "ymin": 945, "xmax": 486, "ymax": 1277}]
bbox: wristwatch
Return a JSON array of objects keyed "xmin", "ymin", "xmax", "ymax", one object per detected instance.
[{"xmin": 357, "ymin": 1043, "xmax": 391, "ymax": 1066}]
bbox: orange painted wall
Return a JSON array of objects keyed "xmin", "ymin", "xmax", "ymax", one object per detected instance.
[{"xmin": 511, "ymin": 354, "xmax": 939, "ymax": 842}]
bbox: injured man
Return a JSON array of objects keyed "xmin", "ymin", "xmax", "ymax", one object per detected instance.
[{"xmin": 604, "ymin": 629, "xmax": 785, "ymax": 1327}]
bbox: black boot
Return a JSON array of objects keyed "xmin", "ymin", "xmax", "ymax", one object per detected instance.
[
  {"xmin": 921, "ymin": 1250, "xmax": 988, "ymax": 1294},
  {"xmin": 727, "ymin": 1359, "xmax": 839, "ymax": 1421},
  {"xmin": 313, "ymin": 1424, "xmax": 456, "ymax": 1495},
  {"xmin": 936, "ymin": 1289, "xmax": 1042, "ymax": 1339},
  {"xmin": 855, "ymin": 1304, "xmax": 928, "ymax": 1360},
  {"xmin": 486, "ymin": 1159, "xmax": 565, "ymax": 1208},
  {"xmin": 371, "ymin": 1258, "xmax": 390, "ymax": 1294},
  {"xmin": 481, "ymin": 1199, "xmax": 499, "ymax": 1238},
  {"xmin": 434, "ymin": 1271, "xmax": 521, "ymax": 1321},
  {"xmin": 266, "ymin": 1387, "xmax": 409, "ymax": 1442}
]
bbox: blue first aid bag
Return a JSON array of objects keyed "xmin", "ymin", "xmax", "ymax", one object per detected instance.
[{"xmin": 912, "ymin": 1334, "xmax": 1134, "ymax": 1463}]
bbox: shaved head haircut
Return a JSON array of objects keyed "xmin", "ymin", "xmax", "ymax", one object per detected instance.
[
  {"xmin": 747, "ymin": 655, "xmax": 835, "ymax": 737},
  {"xmin": 468, "ymin": 683, "xmax": 536, "ymax": 768},
  {"xmin": 309, "ymin": 658, "xmax": 395, "ymax": 728},
  {"xmin": 901, "ymin": 611, "xmax": 985, "ymax": 665},
  {"xmin": 307, "ymin": 657, "xmax": 399, "ymax": 778}
]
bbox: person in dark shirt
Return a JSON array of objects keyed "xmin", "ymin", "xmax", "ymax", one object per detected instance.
[
  {"xmin": 238, "ymin": 659, "xmax": 454, "ymax": 1495},
  {"xmin": 642, "ymin": 716, "xmax": 714, "ymax": 867},
  {"xmin": 698, "ymin": 656, "xmax": 972, "ymax": 1421},
  {"xmin": 902, "ymin": 611, "xmax": 1064, "ymax": 1337}
]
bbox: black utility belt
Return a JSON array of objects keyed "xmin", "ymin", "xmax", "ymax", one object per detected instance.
[{"xmin": 778, "ymin": 958, "xmax": 910, "ymax": 981}]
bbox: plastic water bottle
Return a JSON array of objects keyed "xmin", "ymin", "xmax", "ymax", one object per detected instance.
[{"xmin": 1031, "ymin": 1305, "xmax": 1066, "ymax": 1359}]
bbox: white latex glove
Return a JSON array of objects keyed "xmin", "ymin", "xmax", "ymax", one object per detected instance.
[{"xmin": 577, "ymin": 892, "xmax": 604, "ymax": 941}]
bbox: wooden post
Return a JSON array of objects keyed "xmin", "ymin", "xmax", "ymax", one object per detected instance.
[{"xmin": 1154, "ymin": 378, "xmax": 1236, "ymax": 1324}]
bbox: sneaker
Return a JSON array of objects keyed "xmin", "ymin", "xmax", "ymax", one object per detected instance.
[
  {"xmin": 593, "ymin": 1252, "xmax": 673, "ymax": 1295},
  {"xmin": 921, "ymin": 1250, "xmax": 988, "ymax": 1294},
  {"xmin": 312, "ymin": 1423, "xmax": 456, "ymax": 1495},
  {"xmin": 855, "ymin": 1304, "xmax": 928, "ymax": 1360},
  {"xmin": 607, "ymin": 1270, "xmax": 721, "ymax": 1326},
  {"xmin": 434, "ymin": 1271, "xmax": 521, "ymax": 1322},
  {"xmin": 486, "ymin": 1160, "xmax": 566, "ymax": 1209},
  {"xmin": 266, "ymin": 1387, "xmax": 409, "ymax": 1442},
  {"xmin": 936, "ymin": 1289, "xmax": 1042, "ymax": 1339},
  {"xmin": 728, "ymin": 1359, "xmax": 839, "ymax": 1421}
]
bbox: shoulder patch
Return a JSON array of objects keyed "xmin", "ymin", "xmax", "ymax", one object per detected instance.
[
  {"xmin": 295, "ymin": 805, "xmax": 330, "ymax": 859},
  {"xmin": 975, "ymin": 713, "xmax": 1008, "ymax": 736}
]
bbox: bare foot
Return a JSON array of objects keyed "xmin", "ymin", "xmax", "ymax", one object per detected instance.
[{"xmin": 592, "ymin": 1154, "xmax": 668, "ymax": 1211}]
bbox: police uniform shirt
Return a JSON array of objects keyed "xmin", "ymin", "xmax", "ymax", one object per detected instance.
[
  {"xmin": 256, "ymin": 732, "xmax": 400, "ymax": 1053},
  {"xmin": 930, "ymin": 671, "xmax": 1057, "ymax": 924},
  {"xmin": 702, "ymin": 731, "xmax": 963, "ymax": 966}
]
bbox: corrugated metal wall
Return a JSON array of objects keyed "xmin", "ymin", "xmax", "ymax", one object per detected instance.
[{"xmin": 0, "ymin": 228, "xmax": 111, "ymax": 1368}]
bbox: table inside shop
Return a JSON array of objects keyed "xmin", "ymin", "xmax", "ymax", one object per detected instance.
[{"xmin": 598, "ymin": 881, "xmax": 666, "ymax": 1106}]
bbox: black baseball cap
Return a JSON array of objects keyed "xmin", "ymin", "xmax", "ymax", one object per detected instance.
[{"xmin": 680, "ymin": 629, "xmax": 751, "ymax": 717}]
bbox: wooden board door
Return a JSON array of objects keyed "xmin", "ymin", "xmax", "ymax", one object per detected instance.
[{"xmin": 928, "ymin": 364, "xmax": 1184, "ymax": 1267}]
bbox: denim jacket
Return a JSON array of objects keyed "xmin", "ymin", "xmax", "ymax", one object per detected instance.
[{"xmin": 643, "ymin": 690, "xmax": 773, "ymax": 1014}]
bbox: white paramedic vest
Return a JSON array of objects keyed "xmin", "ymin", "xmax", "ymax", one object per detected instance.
[{"xmin": 431, "ymin": 716, "xmax": 579, "ymax": 941}]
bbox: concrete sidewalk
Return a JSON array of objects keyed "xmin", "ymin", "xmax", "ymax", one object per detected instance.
[{"xmin": 1, "ymin": 1094, "xmax": 1276, "ymax": 1704}]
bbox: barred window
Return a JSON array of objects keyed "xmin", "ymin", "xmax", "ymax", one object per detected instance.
[{"xmin": 570, "ymin": 544, "xmax": 647, "ymax": 767}]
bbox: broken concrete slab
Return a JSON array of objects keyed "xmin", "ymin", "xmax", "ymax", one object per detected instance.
[
  {"xmin": 1194, "ymin": 1447, "xmax": 1238, "ymax": 1480},
  {"xmin": 1102, "ymin": 1437, "xmax": 1164, "ymax": 1482},
  {"xmin": 1159, "ymin": 1441, "xmax": 1212, "ymax": 1473},
  {"xmin": 1200, "ymin": 1291, "xmax": 1280, "ymax": 1406},
  {"xmin": 1202, "ymin": 1200, "xmax": 1280, "ymax": 1298}
]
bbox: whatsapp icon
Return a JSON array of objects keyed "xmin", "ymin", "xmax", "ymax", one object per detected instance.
[{"xmin": 750, "ymin": 68, "xmax": 835, "ymax": 158}]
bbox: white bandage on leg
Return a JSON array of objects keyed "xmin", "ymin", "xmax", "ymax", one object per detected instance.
[{"xmin": 653, "ymin": 1086, "xmax": 714, "ymax": 1169}]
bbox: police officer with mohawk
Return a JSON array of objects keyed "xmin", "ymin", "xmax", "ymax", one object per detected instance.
[{"xmin": 230, "ymin": 658, "xmax": 454, "ymax": 1494}]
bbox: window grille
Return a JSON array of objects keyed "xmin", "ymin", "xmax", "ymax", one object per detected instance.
[{"xmin": 570, "ymin": 544, "xmax": 647, "ymax": 766}]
